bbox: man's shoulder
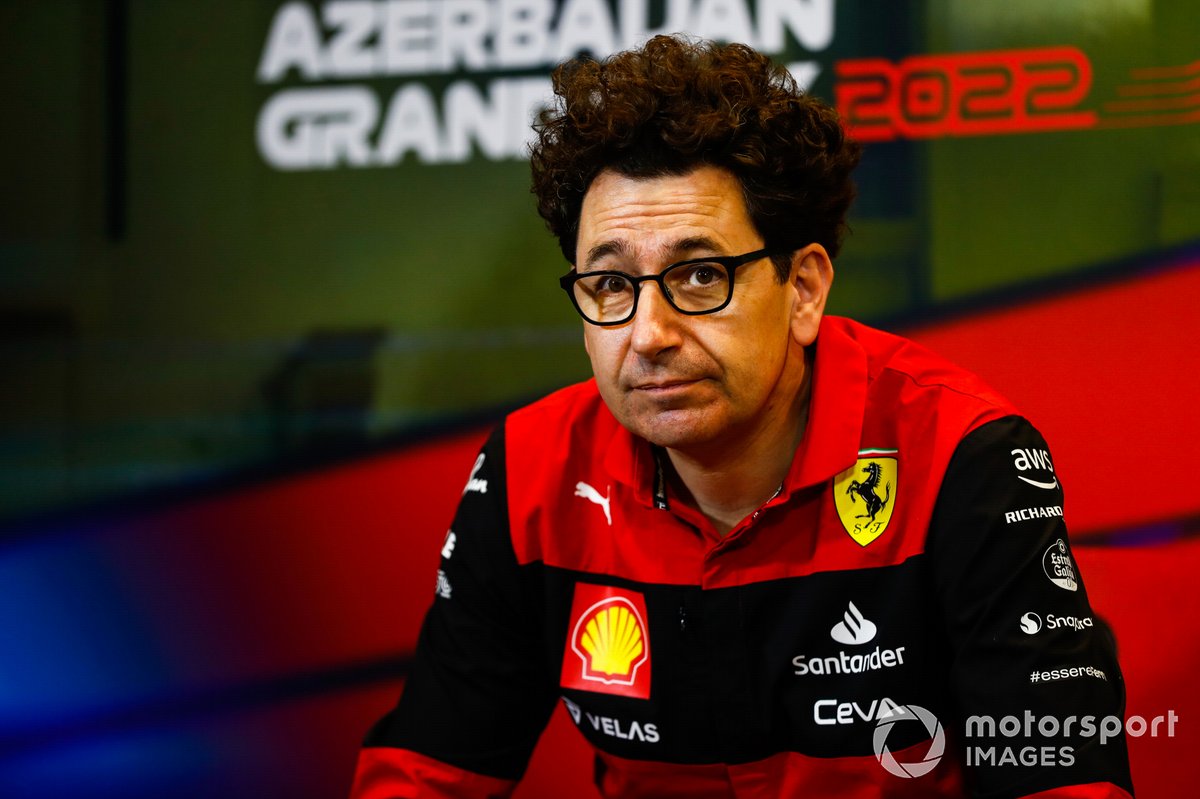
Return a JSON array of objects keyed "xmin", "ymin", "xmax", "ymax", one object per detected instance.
[
  {"xmin": 506, "ymin": 378, "xmax": 608, "ymax": 434},
  {"xmin": 503, "ymin": 378, "xmax": 621, "ymax": 461},
  {"xmin": 830, "ymin": 316, "xmax": 1016, "ymax": 422}
]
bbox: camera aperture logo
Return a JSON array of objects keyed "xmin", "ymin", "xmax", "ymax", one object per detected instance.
[{"xmin": 873, "ymin": 704, "xmax": 946, "ymax": 778}]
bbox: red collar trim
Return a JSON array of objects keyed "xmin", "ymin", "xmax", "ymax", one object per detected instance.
[{"xmin": 603, "ymin": 409, "xmax": 660, "ymax": 507}]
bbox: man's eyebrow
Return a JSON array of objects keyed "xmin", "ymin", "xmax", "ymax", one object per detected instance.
[
  {"xmin": 583, "ymin": 236, "xmax": 726, "ymax": 269},
  {"xmin": 667, "ymin": 236, "xmax": 724, "ymax": 258},
  {"xmin": 583, "ymin": 240, "xmax": 631, "ymax": 268}
]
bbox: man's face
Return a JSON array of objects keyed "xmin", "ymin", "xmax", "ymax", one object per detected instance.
[{"xmin": 575, "ymin": 166, "xmax": 821, "ymax": 454}]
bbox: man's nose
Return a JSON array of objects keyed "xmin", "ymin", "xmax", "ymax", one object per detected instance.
[{"xmin": 629, "ymin": 282, "xmax": 684, "ymax": 357}]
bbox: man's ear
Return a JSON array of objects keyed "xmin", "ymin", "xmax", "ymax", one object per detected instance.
[{"xmin": 788, "ymin": 244, "xmax": 834, "ymax": 347}]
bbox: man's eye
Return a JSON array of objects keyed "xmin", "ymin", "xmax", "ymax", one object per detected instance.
[
  {"xmin": 599, "ymin": 275, "xmax": 630, "ymax": 294},
  {"xmin": 681, "ymin": 264, "xmax": 726, "ymax": 287}
]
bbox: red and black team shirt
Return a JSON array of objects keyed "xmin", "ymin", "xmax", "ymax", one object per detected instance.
[{"xmin": 352, "ymin": 316, "xmax": 1134, "ymax": 799}]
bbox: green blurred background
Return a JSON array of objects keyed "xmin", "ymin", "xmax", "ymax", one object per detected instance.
[{"xmin": 2, "ymin": 0, "xmax": 1197, "ymax": 522}]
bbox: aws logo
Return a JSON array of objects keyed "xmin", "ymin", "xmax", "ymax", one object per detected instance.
[
  {"xmin": 561, "ymin": 584, "xmax": 651, "ymax": 699},
  {"xmin": 1012, "ymin": 448, "xmax": 1059, "ymax": 490}
]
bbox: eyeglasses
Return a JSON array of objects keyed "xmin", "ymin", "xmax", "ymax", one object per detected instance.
[{"xmin": 559, "ymin": 248, "xmax": 776, "ymax": 326}]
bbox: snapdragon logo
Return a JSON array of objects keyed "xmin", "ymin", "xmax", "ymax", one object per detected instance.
[
  {"xmin": 1020, "ymin": 611, "xmax": 1093, "ymax": 635},
  {"xmin": 873, "ymin": 703, "xmax": 946, "ymax": 778}
]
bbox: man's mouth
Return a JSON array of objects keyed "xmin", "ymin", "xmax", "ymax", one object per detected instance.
[{"xmin": 632, "ymin": 378, "xmax": 704, "ymax": 393}]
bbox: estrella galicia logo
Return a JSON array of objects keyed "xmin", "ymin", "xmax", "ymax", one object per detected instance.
[
  {"xmin": 873, "ymin": 703, "xmax": 946, "ymax": 779},
  {"xmin": 834, "ymin": 450, "xmax": 898, "ymax": 546},
  {"xmin": 1042, "ymin": 538, "xmax": 1079, "ymax": 591}
]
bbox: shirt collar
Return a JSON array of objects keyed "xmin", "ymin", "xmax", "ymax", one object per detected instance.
[{"xmin": 779, "ymin": 315, "xmax": 867, "ymax": 495}]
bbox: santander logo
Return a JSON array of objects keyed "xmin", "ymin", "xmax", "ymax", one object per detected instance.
[{"xmin": 831, "ymin": 602, "xmax": 878, "ymax": 646}]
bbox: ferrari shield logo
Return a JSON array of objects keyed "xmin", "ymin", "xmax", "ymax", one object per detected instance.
[{"xmin": 834, "ymin": 450, "xmax": 898, "ymax": 546}]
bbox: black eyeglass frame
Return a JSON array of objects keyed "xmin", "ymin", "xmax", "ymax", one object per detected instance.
[{"xmin": 558, "ymin": 247, "xmax": 779, "ymax": 327}]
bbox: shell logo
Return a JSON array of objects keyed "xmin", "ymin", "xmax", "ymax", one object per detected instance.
[
  {"xmin": 561, "ymin": 584, "xmax": 652, "ymax": 699},
  {"xmin": 574, "ymin": 599, "xmax": 647, "ymax": 682}
]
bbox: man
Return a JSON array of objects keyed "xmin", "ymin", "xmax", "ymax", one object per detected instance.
[{"xmin": 352, "ymin": 36, "xmax": 1133, "ymax": 798}]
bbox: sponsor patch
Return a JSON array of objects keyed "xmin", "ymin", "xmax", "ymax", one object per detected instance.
[
  {"xmin": 574, "ymin": 481, "xmax": 612, "ymax": 525},
  {"xmin": 831, "ymin": 601, "xmax": 877, "ymax": 645},
  {"xmin": 794, "ymin": 602, "xmax": 907, "ymax": 677},
  {"xmin": 1029, "ymin": 665, "xmax": 1108, "ymax": 684},
  {"xmin": 561, "ymin": 696, "xmax": 660, "ymax": 744},
  {"xmin": 815, "ymin": 696, "xmax": 903, "ymax": 726},
  {"xmin": 463, "ymin": 453, "xmax": 488, "ymax": 494},
  {"xmin": 1042, "ymin": 538, "xmax": 1079, "ymax": 591},
  {"xmin": 1012, "ymin": 447, "xmax": 1058, "ymax": 490},
  {"xmin": 834, "ymin": 450, "xmax": 898, "ymax": 546},
  {"xmin": 561, "ymin": 583, "xmax": 652, "ymax": 699},
  {"xmin": 435, "ymin": 569, "xmax": 452, "ymax": 599},
  {"xmin": 1005, "ymin": 505, "xmax": 1063, "ymax": 524},
  {"xmin": 1020, "ymin": 611, "xmax": 1093, "ymax": 634}
]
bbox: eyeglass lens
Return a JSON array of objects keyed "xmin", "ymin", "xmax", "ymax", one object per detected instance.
[{"xmin": 573, "ymin": 261, "xmax": 732, "ymax": 323}]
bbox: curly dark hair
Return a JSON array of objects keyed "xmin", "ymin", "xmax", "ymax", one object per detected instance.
[{"xmin": 529, "ymin": 35, "xmax": 862, "ymax": 279}]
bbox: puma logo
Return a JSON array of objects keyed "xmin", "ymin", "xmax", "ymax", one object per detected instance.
[{"xmin": 574, "ymin": 481, "xmax": 612, "ymax": 525}]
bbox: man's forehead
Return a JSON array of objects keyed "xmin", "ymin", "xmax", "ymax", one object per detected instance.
[
  {"xmin": 576, "ymin": 167, "xmax": 757, "ymax": 266},
  {"xmin": 583, "ymin": 235, "xmax": 725, "ymax": 269}
]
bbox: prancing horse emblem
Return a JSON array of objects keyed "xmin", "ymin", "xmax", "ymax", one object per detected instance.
[
  {"xmin": 846, "ymin": 462, "xmax": 891, "ymax": 521},
  {"xmin": 833, "ymin": 452, "xmax": 898, "ymax": 547}
]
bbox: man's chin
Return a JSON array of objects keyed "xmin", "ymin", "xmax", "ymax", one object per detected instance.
[{"xmin": 626, "ymin": 409, "xmax": 723, "ymax": 452}]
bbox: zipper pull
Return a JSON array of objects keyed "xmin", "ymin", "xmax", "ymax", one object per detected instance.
[{"xmin": 679, "ymin": 605, "xmax": 687, "ymax": 633}]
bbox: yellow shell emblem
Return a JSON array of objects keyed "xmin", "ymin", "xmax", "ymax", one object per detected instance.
[
  {"xmin": 833, "ymin": 451, "xmax": 898, "ymax": 547},
  {"xmin": 572, "ymin": 598, "xmax": 648, "ymax": 684}
]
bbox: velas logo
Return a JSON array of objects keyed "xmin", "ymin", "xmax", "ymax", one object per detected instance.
[
  {"xmin": 834, "ymin": 450, "xmax": 898, "ymax": 546},
  {"xmin": 561, "ymin": 583, "xmax": 652, "ymax": 699}
]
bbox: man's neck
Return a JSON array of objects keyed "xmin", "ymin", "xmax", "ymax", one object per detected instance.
[{"xmin": 664, "ymin": 364, "xmax": 812, "ymax": 536}]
